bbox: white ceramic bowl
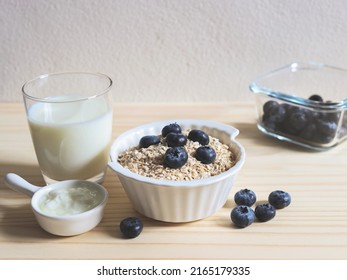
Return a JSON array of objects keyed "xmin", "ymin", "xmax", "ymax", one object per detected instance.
[
  {"xmin": 31, "ymin": 181, "xmax": 108, "ymax": 236},
  {"xmin": 108, "ymin": 119, "xmax": 245, "ymax": 223},
  {"xmin": 5, "ymin": 173, "xmax": 108, "ymax": 236}
]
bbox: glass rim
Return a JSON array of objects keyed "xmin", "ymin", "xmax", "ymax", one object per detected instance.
[
  {"xmin": 249, "ymin": 62, "xmax": 347, "ymax": 110},
  {"xmin": 22, "ymin": 71, "xmax": 113, "ymax": 103}
]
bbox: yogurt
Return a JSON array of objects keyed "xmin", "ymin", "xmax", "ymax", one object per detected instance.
[{"xmin": 39, "ymin": 183, "xmax": 103, "ymax": 216}]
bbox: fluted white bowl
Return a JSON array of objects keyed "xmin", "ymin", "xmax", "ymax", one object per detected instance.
[{"xmin": 108, "ymin": 119, "xmax": 245, "ymax": 223}]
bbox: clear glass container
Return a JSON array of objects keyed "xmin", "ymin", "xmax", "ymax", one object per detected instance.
[{"xmin": 249, "ymin": 62, "xmax": 347, "ymax": 151}]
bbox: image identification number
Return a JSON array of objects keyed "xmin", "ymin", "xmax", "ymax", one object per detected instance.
[{"xmin": 190, "ymin": 266, "xmax": 250, "ymax": 276}]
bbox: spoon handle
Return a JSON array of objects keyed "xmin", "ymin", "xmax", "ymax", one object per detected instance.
[{"xmin": 4, "ymin": 173, "xmax": 41, "ymax": 197}]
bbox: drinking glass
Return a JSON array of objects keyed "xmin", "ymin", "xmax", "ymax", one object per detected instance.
[{"xmin": 22, "ymin": 72, "xmax": 113, "ymax": 184}]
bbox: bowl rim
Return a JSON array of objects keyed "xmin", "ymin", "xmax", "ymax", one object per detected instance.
[
  {"xmin": 249, "ymin": 62, "xmax": 347, "ymax": 110},
  {"xmin": 109, "ymin": 119, "xmax": 246, "ymax": 188}
]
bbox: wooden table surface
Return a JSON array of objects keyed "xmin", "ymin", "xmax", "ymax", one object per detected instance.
[{"xmin": 1, "ymin": 102, "xmax": 347, "ymax": 260}]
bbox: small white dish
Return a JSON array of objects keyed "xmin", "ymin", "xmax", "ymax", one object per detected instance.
[
  {"xmin": 108, "ymin": 119, "xmax": 245, "ymax": 223},
  {"xmin": 4, "ymin": 173, "xmax": 108, "ymax": 236}
]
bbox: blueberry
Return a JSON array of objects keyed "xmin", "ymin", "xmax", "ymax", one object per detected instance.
[
  {"xmin": 315, "ymin": 119, "xmax": 337, "ymax": 137},
  {"xmin": 162, "ymin": 123, "xmax": 182, "ymax": 137},
  {"xmin": 234, "ymin": 189, "xmax": 257, "ymax": 207},
  {"xmin": 163, "ymin": 146, "xmax": 188, "ymax": 169},
  {"xmin": 268, "ymin": 190, "xmax": 291, "ymax": 209},
  {"xmin": 255, "ymin": 203, "xmax": 276, "ymax": 222},
  {"xmin": 263, "ymin": 100, "xmax": 279, "ymax": 114},
  {"xmin": 326, "ymin": 112, "xmax": 340, "ymax": 123},
  {"xmin": 230, "ymin": 205, "xmax": 255, "ymax": 228},
  {"xmin": 281, "ymin": 103, "xmax": 293, "ymax": 112},
  {"xmin": 262, "ymin": 102, "xmax": 286, "ymax": 124},
  {"xmin": 165, "ymin": 132, "xmax": 187, "ymax": 147},
  {"xmin": 188, "ymin": 129, "xmax": 209, "ymax": 145},
  {"xmin": 299, "ymin": 122, "xmax": 317, "ymax": 141},
  {"xmin": 308, "ymin": 94, "xmax": 324, "ymax": 102},
  {"xmin": 139, "ymin": 135, "xmax": 161, "ymax": 148},
  {"xmin": 120, "ymin": 217, "xmax": 143, "ymax": 238},
  {"xmin": 314, "ymin": 132, "xmax": 335, "ymax": 144},
  {"xmin": 262, "ymin": 117, "xmax": 277, "ymax": 131},
  {"xmin": 262, "ymin": 102, "xmax": 288, "ymax": 132},
  {"xmin": 282, "ymin": 107, "xmax": 309, "ymax": 134},
  {"xmin": 194, "ymin": 146, "xmax": 216, "ymax": 164}
]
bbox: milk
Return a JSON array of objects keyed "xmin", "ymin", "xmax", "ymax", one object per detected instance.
[{"xmin": 28, "ymin": 97, "xmax": 112, "ymax": 181}]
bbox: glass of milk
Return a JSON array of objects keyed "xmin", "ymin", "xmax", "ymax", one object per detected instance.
[{"xmin": 22, "ymin": 72, "xmax": 113, "ymax": 184}]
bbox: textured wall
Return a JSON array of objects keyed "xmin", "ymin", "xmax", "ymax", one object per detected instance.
[{"xmin": 1, "ymin": 0, "xmax": 347, "ymax": 102}]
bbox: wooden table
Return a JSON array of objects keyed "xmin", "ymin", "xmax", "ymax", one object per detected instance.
[{"xmin": 1, "ymin": 103, "xmax": 347, "ymax": 260}]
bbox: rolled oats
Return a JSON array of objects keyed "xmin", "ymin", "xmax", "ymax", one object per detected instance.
[{"xmin": 117, "ymin": 130, "xmax": 236, "ymax": 181}]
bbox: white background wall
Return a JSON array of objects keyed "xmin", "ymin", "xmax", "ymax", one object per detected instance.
[{"xmin": 1, "ymin": 0, "xmax": 347, "ymax": 102}]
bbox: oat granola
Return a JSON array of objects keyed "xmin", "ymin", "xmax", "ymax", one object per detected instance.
[{"xmin": 117, "ymin": 130, "xmax": 235, "ymax": 181}]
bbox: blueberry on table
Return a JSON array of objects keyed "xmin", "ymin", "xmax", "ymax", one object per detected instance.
[
  {"xmin": 188, "ymin": 129, "xmax": 209, "ymax": 145},
  {"xmin": 163, "ymin": 146, "xmax": 188, "ymax": 169},
  {"xmin": 268, "ymin": 190, "xmax": 291, "ymax": 209},
  {"xmin": 255, "ymin": 203, "xmax": 276, "ymax": 222},
  {"xmin": 234, "ymin": 189, "xmax": 257, "ymax": 207},
  {"xmin": 165, "ymin": 132, "xmax": 187, "ymax": 147},
  {"xmin": 120, "ymin": 217, "xmax": 143, "ymax": 238},
  {"xmin": 194, "ymin": 146, "xmax": 216, "ymax": 164},
  {"xmin": 139, "ymin": 135, "xmax": 161, "ymax": 148},
  {"xmin": 230, "ymin": 205, "xmax": 255, "ymax": 228},
  {"xmin": 161, "ymin": 123, "xmax": 182, "ymax": 137}
]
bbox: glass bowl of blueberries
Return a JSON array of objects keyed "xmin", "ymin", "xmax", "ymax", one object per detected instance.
[
  {"xmin": 108, "ymin": 119, "xmax": 245, "ymax": 223},
  {"xmin": 250, "ymin": 62, "xmax": 347, "ymax": 151}
]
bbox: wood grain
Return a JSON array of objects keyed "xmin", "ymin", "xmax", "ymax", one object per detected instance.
[{"xmin": 1, "ymin": 103, "xmax": 347, "ymax": 259}]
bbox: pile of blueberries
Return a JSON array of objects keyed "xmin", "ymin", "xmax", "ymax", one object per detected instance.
[
  {"xmin": 261, "ymin": 94, "xmax": 339, "ymax": 144},
  {"xmin": 230, "ymin": 189, "xmax": 291, "ymax": 228},
  {"xmin": 139, "ymin": 123, "xmax": 217, "ymax": 169}
]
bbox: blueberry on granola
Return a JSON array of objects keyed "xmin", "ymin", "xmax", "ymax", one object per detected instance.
[
  {"xmin": 165, "ymin": 132, "xmax": 187, "ymax": 147},
  {"xmin": 139, "ymin": 135, "xmax": 161, "ymax": 148},
  {"xmin": 162, "ymin": 123, "xmax": 182, "ymax": 137},
  {"xmin": 194, "ymin": 146, "xmax": 216, "ymax": 164},
  {"xmin": 163, "ymin": 146, "xmax": 188, "ymax": 169},
  {"xmin": 188, "ymin": 129, "xmax": 209, "ymax": 145}
]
